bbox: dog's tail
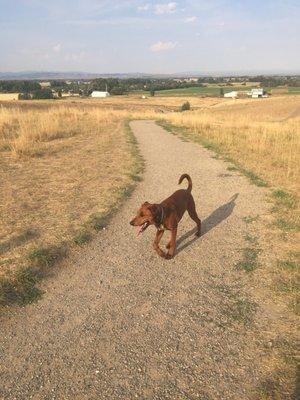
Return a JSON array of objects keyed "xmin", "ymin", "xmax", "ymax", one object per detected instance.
[{"xmin": 178, "ymin": 174, "xmax": 192, "ymax": 192}]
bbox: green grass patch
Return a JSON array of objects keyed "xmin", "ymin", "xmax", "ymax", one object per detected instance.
[
  {"xmin": 73, "ymin": 231, "xmax": 91, "ymax": 246},
  {"xmin": 276, "ymin": 279, "xmax": 299, "ymax": 294},
  {"xmin": 243, "ymin": 215, "xmax": 260, "ymax": 224},
  {"xmin": 152, "ymin": 85, "xmax": 259, "ymax": 97},
  {"xmin": 275, "ymin": 218, "xmax": 299, "ymax": 232},
  {"xmin": 239, "ymin": 168, "xmax": 268, "ymax": 187},
  {"xmin": 28, "ymin": 245, "xmax": 66, "ymax": 268},
  {"xmin": 227, "ymin": 297, "xmax": 257, "ymax": 325},
  {"xmin": 244, "ymin": 234, "xmax": 258, "ymax": 244},
  {"xmin": 125, "ymin": 119, "xmax": 145, "ymax": 178},
  {"xmin": 156, "ymin": 119, "xmax": 182, "ymax": 135},
  {"xmin": 236, "ymin": 247, "xmax": 260, "ymax": 272},
  {"xmin": 277, "ymin": 260, "xmax": 299, "ymax": 271},
  {"xmin": 88, "ymin": 212, "xmax": 111, "ymax": 231},
  {"xmin": 227, "ymin": 165, "xmax": 238, "ymax": 171},
  {"xmin": 0, "ymin": 266, "xmax": 43, "ymax": 306},
  {"xmin": 216, "ymin": 284, "xmax": 257, "ymax": 327},
  {"xmin": 0, "ymin": 245, "xmax": 66, "ymax": 306},
  {"xmin": 272, "ymin": 189, "xmax": 296, "ymax": 212},
  {"xmin": 271, "ymin": 189, "xmax": 299, "ymax": 232}
]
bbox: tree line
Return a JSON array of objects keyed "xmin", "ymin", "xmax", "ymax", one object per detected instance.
[
  {"xmin": 1, "ymin": 75, "xmax": 299, "ymax": 99},
  {"xmin": 0, "ymin": 78, "xmax": 201, "ymax": 97}
]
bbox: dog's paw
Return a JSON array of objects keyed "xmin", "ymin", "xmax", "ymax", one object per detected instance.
[{"xmin": 165, "ymin": 253, "xmax": 173, "ymax": 260}]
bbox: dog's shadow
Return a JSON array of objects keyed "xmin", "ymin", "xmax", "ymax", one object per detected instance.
[{"xmin": 176, "ymin": 193, "xmax": 239, "ymax": 255}]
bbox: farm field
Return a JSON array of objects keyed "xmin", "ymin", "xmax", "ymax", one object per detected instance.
[
  {"xmin": 0, "ymin": 94, "xmax": 299, "ymax": 398},
  {"xmin": 130, "ymin": 85, "xmax": 300, "ymax": 97},
  {"xmin": 1, "ymin": 95, "xmax": 299, "ymax": 307},
  {"xmin": 154, "ymin": 85, "xmax": 253, "ymax": 96}
]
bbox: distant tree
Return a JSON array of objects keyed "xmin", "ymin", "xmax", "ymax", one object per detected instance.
[
  {"xmin": 0, "ymin": 80, "xmax": 40, "ymax": 93},
  {"xmin": 110, "ymin": 87, "xmax": 126, "ymax": 95},
  {"xmin": 32, "ymin": 89, "xmax": 53, "ymax": 99},
  {"xmin": 50, "ymin": 80, "xmax": 66, "ymax": 87},
  {"xmin": 57, "ymin": 89, "xmax": 62, "ymax": 98},
  {"xmin": 150, "ymin": 89, "xmax": 155, "ymax": 97},
  {"xmin": 220, "ymin": 88, "xmax": 224, "ymax": 97},
  {"xmin": 18, "ymin": 93, "xmax": 31, "ymax": 100},
  {"xmin": 181, "ymin": 101, "xmax": 190, "ymax": 111}
]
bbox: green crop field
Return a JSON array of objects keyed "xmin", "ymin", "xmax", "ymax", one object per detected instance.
[
  {"xmin": 132, "ymin": 85, "xmax": 300, "ymax": 97},
  {"xmin": 287, "ymin": 87, "xmax": 300, "ymax": 94},
  {"xmin": 154, "ymin": 86, "xmax": 250, "ymax": 96}
]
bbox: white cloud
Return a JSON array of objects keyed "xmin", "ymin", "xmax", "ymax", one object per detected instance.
[
  {"xmin": 184, "ymin": 16, "xmax": 197, "ymax": 23},
  {"xmin": 64, "ymin": 51, "xmax": 85, "ymax": 61},
  {"xmin": 155, "ymin": 2, "xmax": 177, "ymax": 15},
  {"xmin": 52, "ymin": 43, "xmax": 61, "ymax": 52},
  {"xmin": 138, "ymin": 4, "xmax": 150, "ymax": 11},
  {"xmin": 150, "ymin": 41, "xmax": 177, "ymax": 52}
]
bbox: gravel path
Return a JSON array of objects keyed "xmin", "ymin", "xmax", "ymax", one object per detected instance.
[{"xmin": 0, "ymin": 120, "xmax": 279, "ymax": 399}]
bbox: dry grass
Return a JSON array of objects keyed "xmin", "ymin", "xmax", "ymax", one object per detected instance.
[
  {"xmin": 0, "ymin": 106, "xmax": 147, "ymax": 303},
  {"xmin": 0, "ymin": 96, "xmax": 299, "ymax": 305},
  {"xmin": 0, "ymin": 93, "xmax": 19, "ymax": 101},
  {"xmin": 162, "ymin": 96, "xmax": 300, "ymax": 193}
]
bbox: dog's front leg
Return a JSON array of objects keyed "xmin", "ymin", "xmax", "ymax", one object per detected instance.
[
  {"xmin": 166, "ymin": 228, "xmax": 177, "ymax": 259},
  {"xmin": 153, "ymin": 229, "xmax": 166, "ymax": 258}
]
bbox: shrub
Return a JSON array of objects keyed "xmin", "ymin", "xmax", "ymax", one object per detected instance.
[{"xmin": 181, "ymin": 101, "xmax": 190, "ymax": 111}]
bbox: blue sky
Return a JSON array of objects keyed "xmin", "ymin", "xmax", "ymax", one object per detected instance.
[{"xmin": 0, "ymin": 0, "xmax": 299, "ymax": 73}]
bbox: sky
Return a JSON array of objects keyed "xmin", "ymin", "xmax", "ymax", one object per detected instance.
[{"xmin": 0, "ymin": 0, "xmax": 299, "ymax": 74}]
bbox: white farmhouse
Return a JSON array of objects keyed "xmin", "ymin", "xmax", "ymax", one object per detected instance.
[
  {"xmin": 224, "ymin": 91, "xmax": 238, "ymax": 98},
  {"xmin": 91, "ymin": 91, "xmax": 110, "ymax": 98},
  {"xmin": 251, "ymin": 88, "xmax": 264, "ymax": 98}
]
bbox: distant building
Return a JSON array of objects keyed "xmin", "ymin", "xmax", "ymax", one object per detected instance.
[
  {"xmin": 173, "ymin": 78, "xmax": 198, "ymax": 83},
  {"xmin": 91, "ymin": 91, "xmax": 110, "ymax": 98},
  {"xmin": 61, "ymin": 92, "xmax": 80, "ymax": 97},
  {"xmin": 251, "ymin": 88, "xmax": 264, "ymax": 98},
  {"xmin": 224, "ymin": 88, "xmax": 267, "ymax": 99},
  {"xmin": 40, "ymin": 81, "xmax": 51, "ymax": 88},
  {"xmin": 224, "ymin": 91, "xmax": 238, "ymax": 98}
]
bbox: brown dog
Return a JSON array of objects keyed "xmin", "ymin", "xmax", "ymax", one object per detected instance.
[{"xmin": 130, "ymin": 174, "xmax": 201, "ymax": 259}]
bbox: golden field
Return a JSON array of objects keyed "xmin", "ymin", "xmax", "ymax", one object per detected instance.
[
  {"xmin": 164, "ymin": 96, "xmax": 300, "ymax": 193},
  {"xmin": 0, "ymin": 93, "xmax": 19, "ymax": 101},
  {"xmin": 0, "ymin": 95, "xmax": 299, "ymax": 305},
  {"xmin": 0, "ymin": 106, "xmax": 145, "ymax": 303}
]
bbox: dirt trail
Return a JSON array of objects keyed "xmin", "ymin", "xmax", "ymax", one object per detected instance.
[{"xmin": 0, "ymin": 121, "xmax": 288, "ymax": 399}]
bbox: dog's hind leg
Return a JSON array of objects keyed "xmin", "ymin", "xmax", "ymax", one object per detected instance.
[{"xmin": 187, "ymin": 197, "xmax": 201, "ymax": 237}]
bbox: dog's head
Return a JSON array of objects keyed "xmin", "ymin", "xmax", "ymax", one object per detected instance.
[{"xmin": 130, "ymin": 202, "xmax": 160, "ymax": 234}]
